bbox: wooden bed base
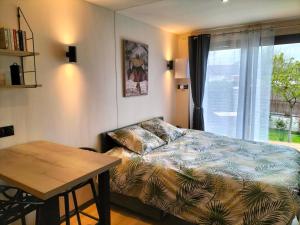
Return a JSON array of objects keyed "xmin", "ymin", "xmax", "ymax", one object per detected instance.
[{"xmin": 111, "ymin": 192, "xmax": 195, "ymax": 225}]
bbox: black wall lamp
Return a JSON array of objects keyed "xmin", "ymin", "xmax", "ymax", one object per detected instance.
[
  {"xmin": 167, "ymin": 60, "xmax": 174, "ymax": 70},
  {"xmin": 66, "ymin": 46, "xmax": 77, "ymax": 63}
]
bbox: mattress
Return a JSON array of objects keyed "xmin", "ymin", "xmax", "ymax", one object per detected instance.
[{"xmin": 106, "ymin": 129, "xmax": 300, "ymax": 225}]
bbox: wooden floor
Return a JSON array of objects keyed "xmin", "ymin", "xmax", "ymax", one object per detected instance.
[
  {"xmin": 67, "ymin": 198, "xmax": 299, "ymax": 225},
  {"xmin": 66, "ymin": 204, "xmax": 162, "ymax": 225}
]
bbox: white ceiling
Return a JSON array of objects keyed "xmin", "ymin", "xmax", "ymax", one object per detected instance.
[
  {"xmin": 85, "ymin": 0, "xmax": 162, "ymax": 10},
  {"xmin": 86, "ymin": 0, "xmax": 300, "ymax": 34}
]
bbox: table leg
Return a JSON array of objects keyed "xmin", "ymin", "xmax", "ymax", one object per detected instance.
[
  {"xmin": 98, "ymin": 170, "xmax": 110, "ymax": 225},
  {"xmin": 37, "ymin": 196, "xmax": 60, "ymax": 225}
]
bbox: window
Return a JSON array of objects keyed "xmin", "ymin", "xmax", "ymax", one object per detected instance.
[
  {"xmin": 203, "ymin": 32, "xmax": 300, "ymax": 142},
  {"xmin": 269, "ymin": 34, "xmax": 300, "ymax": 143},
  {"xmin": 203, "ymin": 30, "xmax": 274, "ymax": 141},
  {"xmin": 204, "ymin": 48, "xmax": 241, "ymax": 138}
]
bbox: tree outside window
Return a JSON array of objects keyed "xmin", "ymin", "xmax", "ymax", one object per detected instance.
[{"xmin": 271, "ymin": 53, "xmax": 300, "ymax": 142}]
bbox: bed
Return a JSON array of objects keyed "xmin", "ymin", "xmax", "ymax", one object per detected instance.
[{"xmin": 100, "ymin": 117, "xmax": 300, "ymax": 225}]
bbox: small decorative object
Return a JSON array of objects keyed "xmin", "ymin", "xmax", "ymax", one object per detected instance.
[
  {"xmin": 66, "ymin": 46, "xmax": 77, "ymax": 63},
  {"xmin": 177, "ymin": 84, "xmax": 189, "ymax": 90},
  {"xmin": 175, "ymin": 58, "xmax": 190, "ymax": 79},
  {"xmin": 10, "ymin": 63, "xmax": 21, "ymax": 85},
  {"xmin": 123, "ymin": 40, "xmax": 148, "ymax": 97},
  {"xmin": 167, "ymin": 60, "xmax": 174, "ymax": 70}
]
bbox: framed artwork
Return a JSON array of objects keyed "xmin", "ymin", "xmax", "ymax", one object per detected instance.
[{"xmin": 123, "ymin": 39, "xmax": 148, "ymax": 97}]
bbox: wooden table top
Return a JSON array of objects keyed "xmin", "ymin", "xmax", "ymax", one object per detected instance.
[{"xmin": 0, "ymin": 141, "xmax": 121, "ymax": 200}]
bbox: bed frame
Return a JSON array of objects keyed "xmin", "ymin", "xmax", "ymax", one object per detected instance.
[
  {"xmin": 99, "ymin": 117, "xmax": 195, "ymax": 225},
  {"xmin": 99, "ymin": 118, "xmax": 299, "ymax": 225}
]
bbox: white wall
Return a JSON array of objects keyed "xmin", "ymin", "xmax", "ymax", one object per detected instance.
[
  {"xmin": 0, "ymin": 0, "xmax": 177, "ymax": 149},
  {"xmin": 115, "ymin": 14, "xmax": 177, "ymax": 127},
  {"xmin": 175, "ymin": 35, "xmax": 190, "ymax": 128}
]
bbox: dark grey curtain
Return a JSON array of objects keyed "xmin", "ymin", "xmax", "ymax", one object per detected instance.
[{"xmin": 188, "ymin": 34, "xmax": 211, "ymax": 130}]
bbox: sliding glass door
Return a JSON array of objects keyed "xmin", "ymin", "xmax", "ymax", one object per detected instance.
[
  {"xmin": 203, "ymin": 47, "xmax": 241, "ymax": 138},
  {"xmin": 269, "ymin": 35, "xmax": 300, "ymax": 143},
  {"xmin": 203, "ymin": 30, "xmax": 274, "ymax": 141}
]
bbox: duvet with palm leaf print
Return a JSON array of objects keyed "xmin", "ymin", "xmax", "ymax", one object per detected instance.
[{"xmin": 106, "ymin": 129, "xmax": 300, "ymax": 225}]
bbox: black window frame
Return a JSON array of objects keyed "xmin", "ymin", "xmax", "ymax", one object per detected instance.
[{"xmin": 275, "ymin": 33, "xmax": 300, "ymax": 45}]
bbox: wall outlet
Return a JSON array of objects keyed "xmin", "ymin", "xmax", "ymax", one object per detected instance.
[{"xmin": 0, "ymin": 126, "xmax": 14, "ymax": 138}]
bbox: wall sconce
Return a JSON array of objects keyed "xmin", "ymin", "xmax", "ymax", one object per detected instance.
[
  {"xmin": 66, "ymin": 46, "xmax": 77, "ymax": 63},
  {"xmin": 166, "ymin": 60, "xmax": 174, "ymax": 70}
]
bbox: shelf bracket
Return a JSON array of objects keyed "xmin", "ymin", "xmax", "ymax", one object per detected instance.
[{"xmin": 17, "ymin": 7, "xmax": 38, "ymax": 86}]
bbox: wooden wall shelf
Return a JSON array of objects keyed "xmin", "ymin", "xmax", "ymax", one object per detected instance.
[
  {"xmin": 0, "ymin": 49, "xmax": 40, "ymax": 57},
  {"xmin": 0, "ymin": 84, "xmax": 42, "ymax": 89},
  {"xmin": 0, "ymin": 7, "xmax": 41, "ymax": 89}
]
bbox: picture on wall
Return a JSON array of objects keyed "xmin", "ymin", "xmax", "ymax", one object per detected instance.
[{"xmin": 123, "ymin": 39, "xmax": 148, "ymax": 97}]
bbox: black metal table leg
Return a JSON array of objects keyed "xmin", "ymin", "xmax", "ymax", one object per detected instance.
[
  {"xmin": 37, "ymin": 196, "xmax": 60, "ymax": 225},
  {"xmin": 98, "ymin": 171, "xmax": 110, "ymax": 225}
]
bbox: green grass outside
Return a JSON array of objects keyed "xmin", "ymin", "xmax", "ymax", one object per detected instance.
[{"xmin": 269, "ymin": 128, "xmax": 300, "ymax": 143}]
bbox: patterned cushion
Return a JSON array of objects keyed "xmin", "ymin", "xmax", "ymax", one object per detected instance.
[
  {"xmin": 108, "ymin": 125, "xmax": 166, "ymax": 154},
  {"xmin": 141, "ymin": 118, "xmax": 185, "ymax": 143}
]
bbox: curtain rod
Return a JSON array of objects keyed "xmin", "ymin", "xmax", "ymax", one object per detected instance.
[{"xmin": 194, "ymin": 23, "xmax": 300, "ymax": 36}]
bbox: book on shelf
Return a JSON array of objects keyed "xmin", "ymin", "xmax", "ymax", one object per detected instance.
[
  {"xmin": 13, "ymin": 29, "xmax": 17, "ymax": 50},
  {"xmin": 0, "ymin": 28, "xmax": 8, "ymax": 49},
  {"xmin": 18, "ymin": 30, "xmax": 23, "ymax": 51},
  {"xmin": 0, "ymin": 27, "xmax": 28, "ymax": 51}
]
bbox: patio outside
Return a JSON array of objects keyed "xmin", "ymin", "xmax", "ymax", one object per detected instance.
[{"xmin": 269, "ymin": 43, "xmax": 300, "ymax": 144}]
